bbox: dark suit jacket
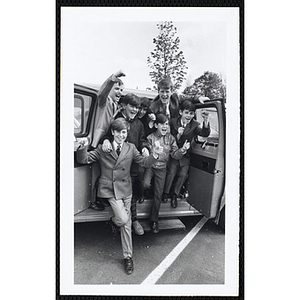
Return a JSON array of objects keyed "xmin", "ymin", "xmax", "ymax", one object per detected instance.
[
  {"xmin": 148, "ymin": 93, "xmax": 200, "ymax": 119},
  {"xmin": 170, "ymin": 117, "xmax": 211, "ymax": 166},
  {"xmin": 77, "ymin": 142, "xmax": 156, "ymax": 200},
  {"xmin": 148, "ymin": 94, "xmax": 180, "ymax": 119}
]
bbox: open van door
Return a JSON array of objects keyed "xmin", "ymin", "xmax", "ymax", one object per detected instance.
[{"xmin": 186, "ymin": 100, "xmax": 225, "ymax": 221}]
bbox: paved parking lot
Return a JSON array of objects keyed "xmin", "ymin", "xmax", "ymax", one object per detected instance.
[{"xmin": 74, "ymin": 216, "xmax": 225, "ymax": 285}]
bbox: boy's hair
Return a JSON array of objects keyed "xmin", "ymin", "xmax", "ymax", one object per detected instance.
[
  {"xmin": 139, "ymin": 97, "xmax": 151, "ymax": 109},
  {"xmin": 157, "ymin": 76, "xmax": 173, "ymax": 91},
  {"xmin": 180, "ymin": 99, "xmax": 196, "ymax": 112},
  {"xmin": 110, "ymin": 117, "xmax": 130, "ymax": 132},
  {"xmin": 155, "ymin": 113, "xmax": 169, "ymax": 125},
  {"xmin": 115, "ymin": 78, "xmax": 124, "ymax": 86},
  {"xmin": 119, "ymin": 93, "xmax": 140, "ymax": 107}
]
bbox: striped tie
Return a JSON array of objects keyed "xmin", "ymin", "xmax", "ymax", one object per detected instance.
[{"xmin": 116, "ymin": 144, "xmax": 121, "ymax": 156}]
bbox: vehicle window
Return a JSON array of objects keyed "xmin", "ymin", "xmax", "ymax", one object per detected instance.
[
  {"xmin": 74, "ymin": 93, "xmax": 92, "ymax": 136},
  {"xmin": 195, "ymin": 107, "xmax": 219, "ymax": 146}
]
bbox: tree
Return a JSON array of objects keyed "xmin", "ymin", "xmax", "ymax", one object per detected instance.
[
  {"xmin": 147, "ymin": 21, "xmax": 188, "ymax": 91},
  {"xmin": 182, "ymin": 71, "xmax": 226, "ymax": 100}
]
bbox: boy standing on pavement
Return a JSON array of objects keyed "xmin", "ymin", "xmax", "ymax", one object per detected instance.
[{"xmin": 76, "ymin": 118, "xmax": 163, "ymax": 275}]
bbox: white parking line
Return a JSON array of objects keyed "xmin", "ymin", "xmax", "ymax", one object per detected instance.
[{"xmin": 141, "ymin": 216, "xmax": 208, "ymax": 285}]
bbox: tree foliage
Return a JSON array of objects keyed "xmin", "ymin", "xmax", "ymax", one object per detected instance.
[
  {"xmin": 147, "ymin": 21, "xmax": 188, "ymax": 91},
  {"xmin": 182, "ymin": 71, "xmax": 226, "ymax": 100}
]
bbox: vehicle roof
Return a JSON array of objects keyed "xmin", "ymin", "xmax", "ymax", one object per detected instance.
[
  {"xmin": 75, "ymin": 83, "xmax": 157, "ymax": 99},
  {"xmin": 74, "ymin": 83, "xmax": 224, "ymax": 104}
]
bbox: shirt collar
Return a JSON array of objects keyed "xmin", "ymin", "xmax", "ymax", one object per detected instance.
[
  {"xmin": 121, "ymin": 112, "xmax": 134, "ymax": 122},
  {"xmin": 154, "ymin": 131, "xmax": 165, "ymax": 138},
  {"xmin": 112, "ymin": 140, "xmax": 123, "ymax": 150},
  {"xmin": 108, "ymin": 95, "xmax": 118, "ymax": 106},
  {"xmin": 180, "ymin": 118, "xmax": 189, "ymax": 128}
]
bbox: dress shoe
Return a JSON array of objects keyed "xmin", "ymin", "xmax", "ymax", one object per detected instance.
[
  {"xmin": 171, "ymin": 194, "xmax": 178, "ymax": 208},
  {"xmin": 109, "ymin": 217, "xmax": 120, "ymax": 234},
  {"xmin": 151, "ymin": 221, "xmax": 159, "ymax": 234},
  {"xmin": 90, "ymin": 200, "xmax": 105, "ymax": 211},
  {"xmin": 124, "ymin": 257, "xmax": 134, "ymax": 275},
  {"xmin": 132, "ymin": 220, "xmax": 144, "ymax": 235},
  {"xmin": 101, "ymin": 198, "xmax": 111, "ymax": 207},
  {"xmin": 162, "ymin": 193, "xmax": 169, "ymax": 203},
  {"xmin": 138, "ymin": 195, "xmax": 145, "ymax": 203}
]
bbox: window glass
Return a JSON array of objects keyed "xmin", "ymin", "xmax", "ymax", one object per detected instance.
[
  {"xmin": 195, "ymin": 107, "xmax": 219, "ymax": 145},
  {"xmin": 74, "ymin": 93, "xmax": 92, "ymax": 136}
]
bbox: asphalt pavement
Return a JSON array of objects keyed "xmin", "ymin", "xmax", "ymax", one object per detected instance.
[{"xmin": 74, "ymin": 216, "xmax": 225, "ymax": 285}]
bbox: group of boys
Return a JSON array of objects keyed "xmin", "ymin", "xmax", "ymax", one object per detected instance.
[{"xmin": 76, "ymin": 70, "xmax": 210, "ymax": 275}]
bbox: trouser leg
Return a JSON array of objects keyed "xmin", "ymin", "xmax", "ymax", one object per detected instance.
[
  {"xmin": 143, "ymin": 168, "xmax": 152, "ymax": 189},
  {"xmin": 108, "ymin": 195, "xmax": 132, "ymax": 259},
  {"xmin": 163, "ymin": 159, "xmax": 179, "ymax": 195},
  {"xmin": 150, "ymin": 168, "xmax": 167, "ymax": 222},
  {"xmin": 131, "ymin": 179, "xmax": 138, "ymax": 222},
  {"xmin": 174, "ymin": 165, "xmax": 190, "ymax": 196},
  {"xmin": 138, "ymin": 166, "xmax": 145, "ymax": 198}
]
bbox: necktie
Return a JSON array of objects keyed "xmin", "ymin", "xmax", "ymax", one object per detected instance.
[
  {"xmin": 164, "ymin": 104, "xmax": 170, "ymax": 118},
  {"xmin": 113, "ymin": 102, "xmax": 117, "ymax": 115},
  {"xmin": 116, "ymin": 144, "xmax": 121, "ymax": 156}
]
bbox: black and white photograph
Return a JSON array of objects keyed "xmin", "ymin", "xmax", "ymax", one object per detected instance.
[
  {"xmin": 4, "ymin": 1, "xmax": 300, "ymax": 300},
  {"xmin": 59, "ymin": 5, "xmax": 241, "ymax": 298}
]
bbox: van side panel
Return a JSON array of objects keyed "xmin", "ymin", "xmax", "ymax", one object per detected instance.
[
  {"xmin": 74, "ymin": 165, "xmax": 92, "ymax": 214},
  {"xmin": 187, "ymin": 162, "xmax": 215, "ymax": 218}
]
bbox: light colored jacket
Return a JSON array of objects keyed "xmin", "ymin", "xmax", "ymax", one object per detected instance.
[
  {"xmin": 77, "ymin": 142, "xmax": 157, "ymax": 200},
  {"xmin": 146, "ymin": 132, "xmax": 184, "ymax": 169},
  {"xmin": 91, "ymin": 74, "xmax": 121, "ymax": 148}
]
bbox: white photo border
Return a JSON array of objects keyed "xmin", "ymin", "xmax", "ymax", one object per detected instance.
[{"xmin": 58, "ymin": 5, "xmax": 242, "ymax": 298}]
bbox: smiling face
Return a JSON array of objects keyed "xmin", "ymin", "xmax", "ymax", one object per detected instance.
[
  {"xmin": 109, "ymin": 83, "xmax": 124, "ymax": 103},
  {"xmin": 137, "ymin": 106, "xmax": 147, "ymax": 118},
  {"xmin": 158, "ymin": 87, "xmax": 172, "ymax": 104},
  {"xmin": 155, "ymin": 120, "xmax": 169, "ymax": 136},
  {"xmin": 111, "ymin": 128, "xmax": 128, "ymax": 144},
  {"xmin": 123, "ymin": 103, "xmax": 139, "ymax": 120},
  {"xmin": 180, "ymin": 109, "xmax": 195, "ymax": 125}
]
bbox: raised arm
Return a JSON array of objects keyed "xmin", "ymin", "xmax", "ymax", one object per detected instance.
[
  {"xmin": 195, "ymin": 111, "xmax": 211, "ymax": 137},
  {"xmin": 76, "ymin": 138, "xmax": 102, "ymax": 164},
  {"xmin": 97, "ymin": 70, "xmax": 126, "ymax": 107}
]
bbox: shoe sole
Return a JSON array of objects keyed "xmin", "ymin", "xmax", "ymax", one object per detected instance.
[{"xmin": 133, "ymin": 230, "xmax": 144, "ymax": 235}]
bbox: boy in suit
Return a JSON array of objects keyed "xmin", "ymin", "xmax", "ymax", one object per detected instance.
[
  {"xmin": 101, "ymin": 93, "xmax": 149, "ymax": 236},
  {"xmin": 163, "ymin": 100, "xmax": 211, "ymax": 208},
  {"xmin": 76, "ymin": 118, "xmax": 163, "ymax": 275}
]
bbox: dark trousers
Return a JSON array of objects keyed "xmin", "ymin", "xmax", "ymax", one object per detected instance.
[
  {"xmin": 164, "ymin": 159, "xmax": 189, "ymax": 196},
  {"xmin": 143, "ymin": 167, "xmax": 167, "ymax": 222},
  {"xmin": 131, "ymin": 165, "xmax": 145, "ymax": 222}
]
